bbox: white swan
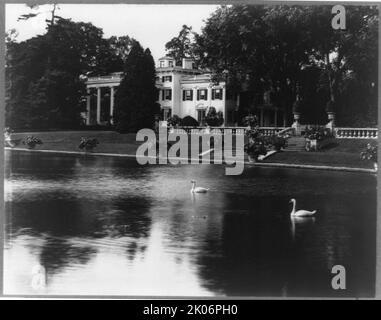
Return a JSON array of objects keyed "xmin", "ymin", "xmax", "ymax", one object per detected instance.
[
  {"xmin": 289, "ymin": 198, "xmax": 316, "ymax": 217},
  {"xmin": 190, "ymin": 180, "xmax": 209, "ymax": 193}
]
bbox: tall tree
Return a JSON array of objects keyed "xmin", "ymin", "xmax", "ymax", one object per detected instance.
[
  {"xmin": 5, "ymin": 18, "xmax": 124, "ymax": 129},
  {"xmin": 113, "ymin": 42, "xmax": 160, "ymax": 132},
  {"xmin": 165, "ymin": 25, "xmax": 194, "ymax": 65},
  {"xmin": 193, "ymin": 4, "xmax": 378, "ymax": 126},
  {"xmin": 108, "ymin": 35, "xmax": 134, "ymax": 63}
]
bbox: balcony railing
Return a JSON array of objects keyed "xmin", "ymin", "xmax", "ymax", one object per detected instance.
[
  {"xmin": 334, "ymin": 127, "xmax": 378, "ymax": 139},
  {"xmin": 86, "ymin": 73, "xmax": 123, "ymax": 83}
]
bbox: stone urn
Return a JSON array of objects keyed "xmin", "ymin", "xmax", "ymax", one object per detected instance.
[{"xmin": 326, "ymin": 112, "xmax": 336, "ymax": 131}]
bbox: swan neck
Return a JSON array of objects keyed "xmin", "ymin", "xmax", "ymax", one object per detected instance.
[{"xmin": 291, "ymin": 200, "xmax": 296, "ymax": 214}]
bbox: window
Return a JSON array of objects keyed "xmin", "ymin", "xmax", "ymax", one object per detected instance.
[
  {"xmin": 212, "ymin": 88, "xmax": 223, "ymax": 100},
  {"xmin": 197, "ymin": 89, "xmax": 208, "ymax": 101},
  {"xmin": 162, "ymin": 89, "xmax": 172, "ymax": 101},
  {"xmin": 168, "ymin": 60, "xmax": 174, "ymax": 67},
  {"xmin": 162, "ymin": 76, "xmax": 172, "ymax": 82},
  {"xmin": 159, "ymin": 61, "xmax": 165, "ymax": 68},
  {"xmin": 182, "ymin": 90, "xmax": 193, "ymax": 101}
]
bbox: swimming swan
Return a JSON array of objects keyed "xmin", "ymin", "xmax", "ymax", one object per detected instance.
[
  {"xmin": 289, "ymin": 198, "xmax": 316, "ymax": 217},
  {"xmin": 191, "ymin": 180, "xmax": 209, "ymax": 193}
]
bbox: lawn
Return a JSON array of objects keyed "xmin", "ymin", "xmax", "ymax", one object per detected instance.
[
  {"xmin": 6, "ymin": 131, "xmax": 377, "ymax": 169},
  {"xmin": 263, "ymin": 139, "xmax": 376, "ymax": 169}
]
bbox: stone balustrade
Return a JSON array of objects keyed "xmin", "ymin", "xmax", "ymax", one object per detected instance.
[
  {"xmin": 176, "ymin": 126, "xmax": 247, "ymax": 135},
  {"xmin": 334, "ymin": 127, "xmax": 378, "ymax": 139},
  {"xmin": 257, "ymin": 127, "xmax": 287, "ymax": 136}
]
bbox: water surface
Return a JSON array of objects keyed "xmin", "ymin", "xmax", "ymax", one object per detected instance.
[{"xmin": 4, "ymin": 150, "xmax": 376, "ymax": 297}]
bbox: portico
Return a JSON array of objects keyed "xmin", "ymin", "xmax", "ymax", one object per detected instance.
[{"xmin": 85, "ymin": 72, "xmax": 122, "ymax": 125}]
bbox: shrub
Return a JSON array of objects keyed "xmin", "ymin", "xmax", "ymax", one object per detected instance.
[
  {"xmin": 205, "ymin": 107, "xmax": 224, "ymax": 126},
  {"xmin": 180, "ymin": 116, "xmax": 199, "ymax": 127},
  {"xmin": 304, "ymin": 126, "xmax": 333, "ymax": 141},
  {"xmin": 360, "ymin": 143, "xmax": 377, "ymax": 162},
  {"xmin": 167, "ymin": 115, "xmax": 182, "ymax": 127},
  {"xmin": 269, "ymin": 135, "xmax": 287, "ymax": 151},
  {"xmin": 22, "ymin": 136, "xmax": 43, "ymax": 149},
  {"xmin": 244, "ymin": 128, "xmax": 267, "ymax": 161},
  {"xmin": 242, "ymin": 114, "xmax": 258, "ymax": 128},
  {"xmin": 78, "ymin": 137, "xmax": 99, "ymax": 152}
]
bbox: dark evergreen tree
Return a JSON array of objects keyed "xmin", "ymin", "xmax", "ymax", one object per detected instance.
[{"xmin": 113, "ymin": 42, "xmax": 160, "ymax": 132}]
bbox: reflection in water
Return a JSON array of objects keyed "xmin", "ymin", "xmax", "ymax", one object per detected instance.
[
  {"xmin": 4, "ymin": 150, "xmax": 376, "ymax": 297},
  {"xmin": 290, "ymin": 216, "xmax": 316, "ymax": 241}
]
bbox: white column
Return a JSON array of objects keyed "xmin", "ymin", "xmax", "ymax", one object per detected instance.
[
  {"xmin": 222, "ymin": 86, "xmax": 227, "ymax": 125},
  {"xmin": 86, "ymin": 88, "xmax": 91, "ymax": 125},
  {"xmin": 96, "ymin": 87, "xmax": 101, "ymax": 124},
  {"xmin": 208, "ymin": 86, "xmax": 212, "ymax": 108},
  {"xmin": 193, "ymin": 88, "xmax": 198, "ymax": 119},
  {"xmin": 110, "ymin": 86, "xmax": 114, "ymax": 124}
]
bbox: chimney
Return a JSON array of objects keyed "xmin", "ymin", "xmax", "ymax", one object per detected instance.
[{"xmin": 182, "ymin": 58, "xmax": 193, "ymax": 69}]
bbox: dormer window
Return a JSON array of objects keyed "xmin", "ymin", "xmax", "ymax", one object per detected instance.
[
  {"xmin": 168, "ymin": 60, "xmax": 174, "ymax": 67},
  {"xmin": 159, "ymin": 61, "xmax": 165, "ymax": 68}
]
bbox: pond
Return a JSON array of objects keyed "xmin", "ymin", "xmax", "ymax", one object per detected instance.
[{"xmin": 3, "ymin": 150, "xmax": 377, "ymax": 297}]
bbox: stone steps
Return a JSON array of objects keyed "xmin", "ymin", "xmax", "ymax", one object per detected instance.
[{"xmin": 285, "ymin": 136, "xmax": 306, "ymax": 152}]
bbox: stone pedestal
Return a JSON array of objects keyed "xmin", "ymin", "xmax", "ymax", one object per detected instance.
[
  {"xmin": 291, "ymin": 112, "xmax": 301, "ymax": 135},
  {"xmin": 325, "ymin": 112, "xmax": 336, "ymax": 132}
]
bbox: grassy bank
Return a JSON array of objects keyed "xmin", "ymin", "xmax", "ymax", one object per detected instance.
[
  {"xmin": 8, "ymin": 131, "xmax": 140, "ymax": 155},
  {"xmin": 262, "ymin": 139, "xmax": 376, "ymax": 169},
  {"xmin": 6, "ymin": 131, "xmax": 376, "ymax": 170}
]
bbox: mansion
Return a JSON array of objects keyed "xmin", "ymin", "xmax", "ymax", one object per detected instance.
[{"xmin": 85, "ymin": 56, "xmax": 288, "ymax": 127}]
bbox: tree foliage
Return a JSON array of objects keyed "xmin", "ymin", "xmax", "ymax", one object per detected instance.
[
  {"xmin": 5, "ymin": 17, "xmax": 130, "ymax": 130},
  {"xmin": 113, "ymin": 42, "xmax": 160, "ymax": 132},
  {"xmin": 192, "ymin": 5, "xmax": 378, "ymax": 126},
  {"xmin": 165, "ymin": 25, "xmax": 194, "ymax": 66}
]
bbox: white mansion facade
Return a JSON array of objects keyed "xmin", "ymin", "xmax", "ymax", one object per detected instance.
[{"xmin": 85, "ymin": 56, "xmax": 286, "ymax": 127}]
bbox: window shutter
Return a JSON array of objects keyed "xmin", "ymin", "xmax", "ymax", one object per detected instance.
[
  {"xmin": 162, "ymin": 90, "xmax": 164, "ymax": 100},
  {"xmin": 197, "ymin": 90, "xmax": 200, "ymax": 100},
  {"xmin": 190, "ymin": 90, "xmax": 193, "ymax": 101},
  {"xmin": 212, "ymin": 89, "xmax": 215, "ymax": 100},
  {"xmin": 183, "ymin": 90, "xmax": 185, "ymax": 101},
  {"xmin": 169, "ymin": 90, "xmax": 172, "ymax": 100},
  {"xmin": 205, "ymin": 90, "xmax": 208, "ymax": 100}
]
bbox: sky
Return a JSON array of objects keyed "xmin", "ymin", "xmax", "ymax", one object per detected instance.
[{"xmin": 5, "ymin": 4, "xmax": 219, "ymax": 63}]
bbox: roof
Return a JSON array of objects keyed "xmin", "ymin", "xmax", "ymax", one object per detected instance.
[{"xmin": 158, "ymin": 55, "xmax": 175, "ymax": 60}]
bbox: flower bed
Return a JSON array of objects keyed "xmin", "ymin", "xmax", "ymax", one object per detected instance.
[
  {"xmin": 22, "ymin": 136, "xmax": 43, "ymax": 149},
  {"xmin": 304, "ymin": 126, "xmax": 334, "ymax": 151},
  {"xmin": 78, "ymin": 137, "xmax": 99, "ymax": 152}
]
